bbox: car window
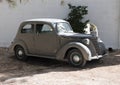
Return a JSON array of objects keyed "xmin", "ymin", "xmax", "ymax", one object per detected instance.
[
  {"xmin": 21, "ymin": 24, "xmax": 34, "ymax": 33},
  {"xmin": 41, "ymin": 24, "xmax": 53, "ymax": 32},
  {"xmin": 57, "ymin": 22, "xmax": 73, "ymax": 33},
  {"xmin": 36, "ymin": 24, "xmax": 43, "ymax": 33},
  {"xmin": 36, "ymin": 24, "xmax": 53, "ymax": 33}
]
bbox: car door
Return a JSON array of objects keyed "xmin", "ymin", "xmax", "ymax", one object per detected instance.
[
  {"xmin": 20, "ymin": 23, "xmax": 35, "ymax": 54},
  {"xmin": 35, "ymin": 23, "xmax": 59, "ymax": 56}
]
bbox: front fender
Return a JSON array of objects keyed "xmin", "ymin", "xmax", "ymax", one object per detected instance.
[{"xmin": 56, "ymin": 42, "xmax": 92, "ymax": 61}]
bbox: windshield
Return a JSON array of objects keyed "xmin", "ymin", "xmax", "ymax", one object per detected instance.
[{"xmin": 57, "ymin": 22, "xmax": 73, "ymax": 33}]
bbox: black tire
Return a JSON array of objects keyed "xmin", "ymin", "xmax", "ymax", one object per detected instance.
[
  {"xmin": 14, "ymin": 46, "xmax": 28, "ymax": 61},
  {"xmin": 67, "ymin": 49, "xmax": 86, "ymax": 67}
]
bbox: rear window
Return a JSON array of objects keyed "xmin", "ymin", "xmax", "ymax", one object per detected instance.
[{"xmin": 21, "ymin": 24, "xmax": 34, "ymax": 33}]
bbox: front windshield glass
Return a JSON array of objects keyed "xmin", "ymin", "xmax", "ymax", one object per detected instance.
[{"xmin": 57, "ymin": 22, "xmax": 73, "ymax": 33}]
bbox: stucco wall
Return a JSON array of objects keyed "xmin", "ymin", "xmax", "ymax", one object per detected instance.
[
  {"xmin": 118, "ymin": 0, "xmax": 120, "ymax": 49},
  {"xmin": 78, "ymin": 0, "xmax": 120, "ymax": 49},
  {"xmin": 0, "ymin": 0, "xmax": 119, "ymax": 49}
]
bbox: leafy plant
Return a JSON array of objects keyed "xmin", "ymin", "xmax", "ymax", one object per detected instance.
[
  {"xmin": 6, "ymin": 0, "xmax": 17, "ymax": 7},
  {"xmin": 65, "ymin": 4, "xmax": 89, "ymax": 33},
  {"xmin": 0, "ymin": 0, "xmax": 28, "ymax": 7}
]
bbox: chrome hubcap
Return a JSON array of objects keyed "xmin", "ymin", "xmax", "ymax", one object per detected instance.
[
  {"xmin": 73, "ymin": 55, "xmax": 80, "ymax": 62},
  {"xmin": 18, "ymin": 50, "xmax": 23, "ymax": 56}
]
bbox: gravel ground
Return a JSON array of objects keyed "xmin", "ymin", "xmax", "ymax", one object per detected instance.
[{"xmin": 0, "ymin": 48, "xmax": 120, "ymax": 85}]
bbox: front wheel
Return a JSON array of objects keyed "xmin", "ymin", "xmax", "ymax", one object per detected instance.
[
  {"xmin": 14, "ymin": 46, "xmax": 28, "ymax": 61},
  {"xmin": 67, "ymin": 49, "xmax": 86, "ymax": 67}
]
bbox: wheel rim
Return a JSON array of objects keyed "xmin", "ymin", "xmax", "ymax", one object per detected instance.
[
  {"xmin": 70, "ymin": 52, "xmax": 83, "ymax": 65},
  {"xmin": 15, "ymin": 46, "xmax": 28, "ymax": 61},
  {"xmin": 18, "ymin": 50, "xmax": 23, "ymax": 56},
  {"xmin": 16, "ymin": 48, "xmax": 24, "ymax": 59},
  {"xmin": 73, "ymin": 55, "xmax": 81, "ymax": 63}
]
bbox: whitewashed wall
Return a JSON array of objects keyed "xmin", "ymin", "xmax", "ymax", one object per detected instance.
[{"xmin": 0, "ymin": 0, "xmax": 119, "ymax": 49}]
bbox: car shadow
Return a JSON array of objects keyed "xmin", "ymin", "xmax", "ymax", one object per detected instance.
[
  {"xmin": 85, "ymin": 51, "xmax": 120, "ymax": 69},
  {"xmin": 0, "ymin": 51, "xmax": 120, "ymax": 82}
]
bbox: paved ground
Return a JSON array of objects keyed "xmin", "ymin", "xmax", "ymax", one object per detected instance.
[{"xmin": 0, "ymin": 48, "xmax": 120, "ymax": 85}]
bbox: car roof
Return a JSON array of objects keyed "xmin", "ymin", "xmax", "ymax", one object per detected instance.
[{"xmin": 24, "ymin": 18, "xmax": 67, "ymax": 23}]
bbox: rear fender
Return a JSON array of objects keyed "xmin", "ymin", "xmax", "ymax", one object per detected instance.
[{"xmin": 9, "ymin": 40, "xmax": 28, "ymax": 55}]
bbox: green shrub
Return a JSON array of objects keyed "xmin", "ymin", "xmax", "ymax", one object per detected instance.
[{"xmin": 65, "ymin": 4, "xmax": 89, "ymax": 33}]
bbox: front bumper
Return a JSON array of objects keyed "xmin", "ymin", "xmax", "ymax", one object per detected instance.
[{"xmin": 88, "ymin": 54, "xmax": 108, "ymax": 61}]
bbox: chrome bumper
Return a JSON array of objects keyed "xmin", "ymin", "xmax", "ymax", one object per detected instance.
[{"xmin": 88, "ymin": 54, "xmax": 107, "ymax": 61}]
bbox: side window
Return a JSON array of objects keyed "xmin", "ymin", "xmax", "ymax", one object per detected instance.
[
  {"xmin": 21, "ymin": 24, "xmax": 34, "ymax": 33},
  {"xmin": 41, "ymin": 24, "xmax": 53, "ymax": 32},
  {"xmin": 36, "ymin": 24, "xmax": 53, "ymax": 33},
  {"xmin": 36, "ymin": 24, "xmax": 43, "ymax": 33}
]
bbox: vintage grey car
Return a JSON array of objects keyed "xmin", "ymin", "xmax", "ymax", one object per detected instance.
[{"xmin": 9, "ymin": 18, "xmax": 106, "ymax": 67}]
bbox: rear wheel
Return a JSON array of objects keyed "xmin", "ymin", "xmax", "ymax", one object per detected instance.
[
  {"xmin": 14, "ymin": 46, "xmax": 28, "ymax": 61},
  {"xmin": 67, "ymin": 49, "xmax": 86, "ymax": 67}
]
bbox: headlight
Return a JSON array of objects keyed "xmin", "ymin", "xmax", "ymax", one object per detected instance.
[{"xmin": 82, "ymin": 39, "xmax": 90, "ymax": 45}]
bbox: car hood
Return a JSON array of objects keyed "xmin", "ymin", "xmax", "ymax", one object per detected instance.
[{"xmin": 58, "ymin": 32, "xmax": 93, "ymax": 39}]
